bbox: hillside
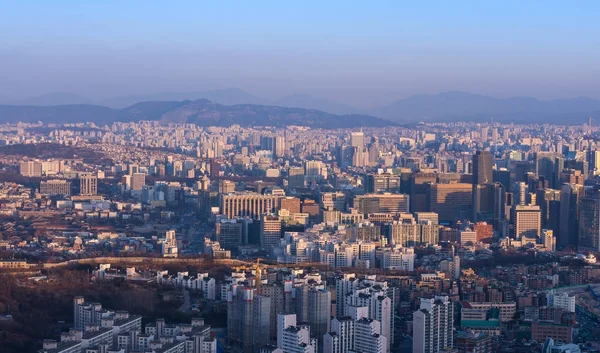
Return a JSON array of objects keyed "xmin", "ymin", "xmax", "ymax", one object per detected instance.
[{"xmin": 0, "ymin": 100, "xmax": 393, "ymax": 128}]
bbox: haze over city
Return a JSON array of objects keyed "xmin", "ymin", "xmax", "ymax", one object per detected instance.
[{"xmin": 1, "ymin": 1, "xmax": 599, "ymax": 108}]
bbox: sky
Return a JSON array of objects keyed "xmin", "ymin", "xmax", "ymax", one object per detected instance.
[{"xmin": 1, "ymin": 1, "xmax": 599, "ymax": 107}]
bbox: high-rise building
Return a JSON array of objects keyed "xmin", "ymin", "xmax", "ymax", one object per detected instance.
[
  {"xmin": 560, "ymin": 184, "xmax": 584, "ymax": 249},
  {"xmin": 162, "ymin": 230, "xmax": 178, "ymax": 258},
  {"xmin": 288, "ymin": 167, "xmax": 306, "ymax": 189},
  {"xmin": 350, "ymin": 131, "xmax": 365, "ymax": 148},
  {"xmin": 473, "ymin": 151, "xmax": 493, "ymax": 185},
  {"xmin": 428, "ymin": 183, "xmax": 473, "ymax": 223},
  {"xmin": 354, "ymin": 317, "xmax": 388, "ymax": 353},
  {"xmin": 535, "ymin": 152, "xmax": 563, "ymax": 189},
  {"xmin": 413, "ymin": 296, "xmax": 454, "ymax": 353},
  {"xmin": 274, "ymin": 136, "xmax": 286, "ymax": 158},
  {"xmin": 410, "ymin": 172, "xmax": 437, "ymax": 213},
  {"xmin": 215, "ymin": 218, "xmax": 244, "ymax": 250},
  {"xmin": 578, "ymin": 185, "xmax": 600, "ymax": 253},
  {"xmin": 131, "ymin": 172, "xmax": 146, "ymax": 191},
  {"xmin": 260, "ymin": 214, "xmax": 282, "ymax": 250},
  {"xmin": 79, "ymin": 173, "xmax": 98, "ymax": 195},
  {"xmin": 227, "ymin": 287, "xmax": 271, "ymax": 353},
  {"xmin": 511, "ymin": 205, "xmax": 541, "ymax": 240},
  {"xmin": 277, "ymin": 314, "xmax": 316, "ymax": 353},
  {"xmin": 338, "ymin": 276, "xmax": 394, "ymax": 351},
  {"xmin": 296, "ymin": 286, "xmax": 331, "ymax": 342}
]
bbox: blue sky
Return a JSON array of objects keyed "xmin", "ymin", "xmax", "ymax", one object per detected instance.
[{"xmin": 1, "ymin": 1, "xmax": 599, "ymax": 105}]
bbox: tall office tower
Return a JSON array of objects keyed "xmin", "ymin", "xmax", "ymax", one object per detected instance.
[
  {"xmin": 215, "ymin": 218, "xmax": 244, "ymax": 250},
  {"xmin": 473, "ymin": 184, "xmax": 496, "ymax": 222},
  {"xmin": 559, "ymin": 184, "xmax": 584, "ymax": 248},
  {"xmin": 353, "ymin": 194, "xmax": 410, "ymax": 215},
  {"xmin": 296, "ymin": 286, "xmax": 331, "ymax": 342},
  {"xmin": 162, "ymin": 230, "xmax": 178, "ymax": 258},
  {"xmin": 513, "ymin": 182, "xmax": 527, "ymax": 206},
  {"xmin": 412, "ymin": 296, "xmax": 454, "ymax": 353},
  {"xmin": 277, "ymin": 314, "xmax": 316, "ymax": 353},
  {"xmin": 350, "ymin": 130, "xmax": 365, "ymax": 148},
  {"xmin": 535, "ymin": 152, "xmax": 563, "ymax": 189},
  {"xmin": 19, "ymin": 160, "xmax": 43, "ymax": 177},
  {"xmin": 537, "ymin": 189, "xmax": 561, "ymax": 233},
  {"xmin": 509, "ymin": 161, "xmax": 535, "ymax": 187},
  {"xmin": 578, "ymin": 185, "xmax": 600, "ymax": 253},
  {"xmin": 428, "ymin": 183, "xmax": 473, "ymax": 223},
  {"xmin": 79, "ymin": 173, "xmax": 98, "ymax": 195},
  {"xmin": 511, "ymin": 205, "xmax": 541, "ymax": 239},
  {"xmin": 40, "ymin": 180, "xmax": 71, "ymax": 195},
  {"xmin": 220, "ymin": 192, "xmax": 281, "ymax": 220},
  {"xmin": 288, "ymin": 167, "xmax": 306, "ymax": 189},
  {"xmin": 227, "ymin": 287, "xmax": 271, "ymax": 353},
  {"xmin": 473, "ymin": 150, "xmax": 493, "ymax": 185},
  {"xmin": 364, "ymin": 173, "xmax": 401, "ymax": 193},
  {"xmin": 260, "ymin": 214, "xmax": 282, "ymax": 250},
  {"xmin": 274, "ymin": 136, "xmax": 286, "ymax": 158},
  {"xmin": 410, "ymin": 172, "xmax": 437, "ymax": 212},
  {"xmin": 322, "ymin": 192, "xmax": 347, "ymax": 211},
  {"xmin": 131, "ymin": 172, "xmax": 146, "ymax": 191}
]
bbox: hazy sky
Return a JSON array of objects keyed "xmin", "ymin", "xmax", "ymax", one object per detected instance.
[{"xmin": 1, "ymin": 1, "xmax": 599, "ymax": 106}]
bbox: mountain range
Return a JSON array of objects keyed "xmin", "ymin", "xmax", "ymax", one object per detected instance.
[
  {"xmin": 1, "ymin": 89, "xmax": 600, "ymax": 125},
  {"xmin": 0, "ymin": 99, "xmax": 391, "ymax": 128}
]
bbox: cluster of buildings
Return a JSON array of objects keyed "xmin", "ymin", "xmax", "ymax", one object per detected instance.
[
  {"xmin": 3, "ymin": 119, "xmax": 600, "ymax": 352},
  {"xmin": 38, "ymin": 297, "xmax": 216, "ymax": 353}
]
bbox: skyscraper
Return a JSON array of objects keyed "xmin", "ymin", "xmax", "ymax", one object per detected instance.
[
  {"xmin": 473, "ymin": 150, "xmax": 493, "ymax": 185},
  {"xmin": 578, "ymin": 185, "xmax": 600, "ymax": 253},
  {"xmin": 560, "ymin": 184, "xmax": 584, "ymax": 248}
]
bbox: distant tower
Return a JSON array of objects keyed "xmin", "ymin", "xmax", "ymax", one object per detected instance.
[
  {"xmin": 79, "ymin": 173, "xmax": 98, "ymax": 195},
  {"xmin": 589, "ymin": 117, "xmax": 593, "ymax": 134}
]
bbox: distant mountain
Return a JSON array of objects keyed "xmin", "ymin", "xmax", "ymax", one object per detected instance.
[
  {"xmin": 275, "ymin": 93, "xmax": 359, "ymax": 115},
  {"xmin": 0, "ymin": 99, "xmax": 393, "ymax": 128},
  {"xmin": 8, "ymin": 92, "xmax": 92, "ymax": 106},
  {"xmin": 373, "ymin": 91, "xmax": 600, "ymax": 124},
  {"xmin": 99, "ymin": 88, "xmax": 268, "ymax": 108}
]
